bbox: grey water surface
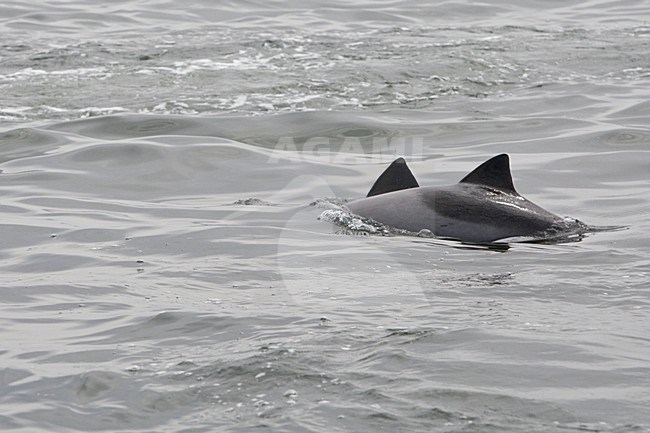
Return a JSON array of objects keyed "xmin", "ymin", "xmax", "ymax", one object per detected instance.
[{"xmin": 1, "ymin": 1, "xmax": 649, "ymax": 432}]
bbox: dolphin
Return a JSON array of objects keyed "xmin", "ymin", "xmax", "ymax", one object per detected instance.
[{"xmin": 345, "ymin": 154, "xmax": 587, "ymax": 244}]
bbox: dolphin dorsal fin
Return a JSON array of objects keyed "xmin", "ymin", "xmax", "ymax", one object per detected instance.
[
  {"xmin": 366, "ymin": 157, "xmax": 419, "ymax": 197},
  {"xmin": 459, "ymin": 154, "xmax": 518, "ymax": 194}
]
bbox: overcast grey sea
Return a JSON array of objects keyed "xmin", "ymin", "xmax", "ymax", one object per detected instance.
[{"xmin": 1, "ymin": 1, "xmax": 649, "ymax": 432}]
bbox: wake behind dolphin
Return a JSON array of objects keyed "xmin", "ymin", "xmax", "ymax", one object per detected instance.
[{"xmin": 345, "ymin": 154, "xmax": 593, "ymax": 244}]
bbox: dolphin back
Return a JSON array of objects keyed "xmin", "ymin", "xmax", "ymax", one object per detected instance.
[{"xmin": 346, "ymin": 154, "xmax": 579, "ymax": 243}]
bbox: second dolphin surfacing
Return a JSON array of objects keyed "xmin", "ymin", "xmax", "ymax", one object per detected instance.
[{"xmin": 345, "ymin": 154, "xmax": 589, "ymax": 244}]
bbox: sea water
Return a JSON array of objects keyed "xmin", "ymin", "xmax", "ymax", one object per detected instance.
[{"xmin": 1, "ymin": 1, "xmax": 649, "ymax": 432}]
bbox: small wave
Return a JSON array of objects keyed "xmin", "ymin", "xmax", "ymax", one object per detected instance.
[
  {"xmin": 232, "ymin": 198, "xmax": 278, "ymax": 206},
  {"xmin": 319, "ymin": 208, "xmax": 392, "ymax": 236}
]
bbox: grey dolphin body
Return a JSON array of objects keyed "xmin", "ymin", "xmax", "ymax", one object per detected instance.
[{"xmin": 346, "ymin": 154, "xmax": 583, "ymax": 243}]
